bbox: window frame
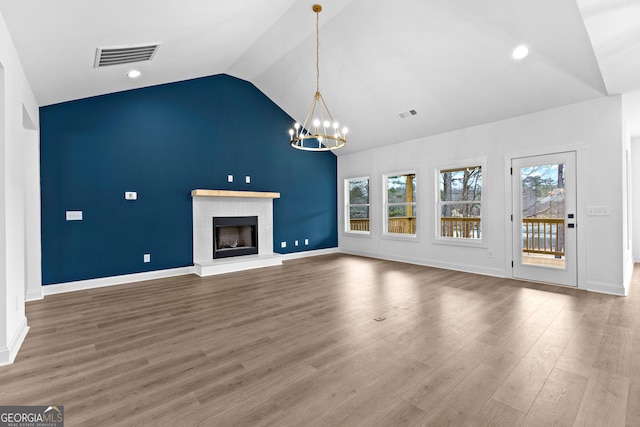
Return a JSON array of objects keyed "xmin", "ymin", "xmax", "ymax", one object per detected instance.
[
  {"xmin": 345, "ymin": 176, "xmax": 371, "ymax": 235},
  {"xmin": 434, "ymin": 160, "xmax": 486, "ymax": 247},
  {"xmin": 382, "ymin": 171, "xmax": 418, "ymax": 239}
]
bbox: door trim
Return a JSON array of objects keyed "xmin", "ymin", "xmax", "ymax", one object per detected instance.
[{"xmin": 506, "ymin": 149, "xmax": 580, "ymax": 288}]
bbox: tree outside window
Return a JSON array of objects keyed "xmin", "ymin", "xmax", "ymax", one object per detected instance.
[
  {"xmin": 521, "ymin": 164, "xmax": 564, "ymax": 219},
  {"xmin": 439, "ymin": 166, "xmax": 482, "ymax": 239},
  {"xmin": 385, "ymin": 173, "xmax": 416, "ymax": 235},
  {"xmin": 346, "ymin": 177, "xmax": 370, "ymax": 233}
]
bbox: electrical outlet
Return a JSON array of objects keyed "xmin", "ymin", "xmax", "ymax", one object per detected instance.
[
  {"xmin": 245, "ymin": 176, "xmax": 251, "ymax": 184},
  {"xmin": 144, "ymin": 253, "xmax": 151, "ymax": 263},
  {"xmin": 488, "ymin": 250, "xmax": 493, "ymax": 258},
  {"xmin": 304, "ymin": 239, "xmax": 309, "ymax": 245},
  {"xmin": 125, "ymin": 191, "xmax": 137, "ymax": 200},
  {"xmin": 227, "ymin": 175, "xmax": 234, "ymax": 183},
  {"xmin": 295, "ymin": 240, "xmax": 299, "ymax": 246},
  {"xmin": 281, "ymin": 241, "xmax": 287, "ymax": 248}
]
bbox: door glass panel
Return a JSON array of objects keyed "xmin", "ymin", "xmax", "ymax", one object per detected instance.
[{"xmin": 520, "ymin": 163, "xmax": 565, "ymax": 268}]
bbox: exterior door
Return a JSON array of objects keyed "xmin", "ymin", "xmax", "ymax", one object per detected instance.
[{"xmin": 512, "ymin": 152, "xmax": 577, "ymax": 287}]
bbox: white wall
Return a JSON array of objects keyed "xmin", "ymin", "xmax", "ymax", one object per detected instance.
[
  {"xmin": 0, "ymin": 8, "xmax": 38, "ymax": 365},
  {"xmin": 339, "ymin": 96, "xmax": 627, "ymax": 295},
  {"xmin": 631, "ymin": 137, "xmax": 640, "ymax": 263},
  {"xmin": 621, "ymin": 99, "xmax": 633, "ymax": 293},
  {"xmin": 23, "ymin": 105, "xmax": 41, "ymax": 302}
]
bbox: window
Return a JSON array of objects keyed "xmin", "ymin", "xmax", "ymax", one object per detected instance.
[
  {"xmin": 384, "ymin": 172, "xmax": 416, "ymax": 236},
  {"xmin": 438, "ymin": 165, "xmax": 482, "ymax": 240},
  {"xmin": 346, "ymin": 177, "xmax": 370, "ymax": 233}
]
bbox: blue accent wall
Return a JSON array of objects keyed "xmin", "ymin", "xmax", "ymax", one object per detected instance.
[{"xmin": 40, "ymin": 74, "xmax": 337, "ymax": 285}]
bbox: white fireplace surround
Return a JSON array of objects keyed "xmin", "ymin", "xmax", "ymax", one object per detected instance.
[{"xmin": 192, "ymin": 190, "xmax": 282, "ymax": 276}]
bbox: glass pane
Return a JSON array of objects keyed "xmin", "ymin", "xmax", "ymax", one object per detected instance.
[
  {"xmin": 439, "ymin": 204, "xmax": 481, "ymax": 239},
  {"xmin": 387, "ymin": 174, "xmax": 416, "ymax": 203},
  {"xmin": 440, "ymin": 203, "xmax": 481, "ymax": 218},
  {"xmin": 521, "ymin": 163, "xmax": 565, "ymax": 268},
  {"xmin": 388, "ymin": 204, "xmax": 417, "ymax": 218},
  {"xmin": 440, "ymin": 166, "xmax": 482, "ymax": 202},
  {"xmin": 349, "ymin": 178, "xmax": 369, "ymax": 204},
  {"xmin": 349, "ymin": 206, "xmax": 369, "ymax": 220},
  {"xmin": 387, "ymin": 204, "xmax": 416, "ymax": 235}
]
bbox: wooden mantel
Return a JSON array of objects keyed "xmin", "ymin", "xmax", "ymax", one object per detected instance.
[{"xmin": 191, "ymin": 189, "xmax": 280, "ymax": 199}]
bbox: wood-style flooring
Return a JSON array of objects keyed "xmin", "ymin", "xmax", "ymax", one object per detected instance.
[{"xmin": 1, "ymin": 254, "xmax": 639, "ymax": 426}]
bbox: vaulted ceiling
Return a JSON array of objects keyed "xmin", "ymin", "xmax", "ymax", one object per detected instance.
[{"xmin": 1, "ymin": 0, "xmax": 638, "ymax": 155}]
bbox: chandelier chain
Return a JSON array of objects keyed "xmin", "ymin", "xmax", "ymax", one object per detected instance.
[{"xmin": 316, "ymin": 10, "xmax": 320, "ymax": 93}]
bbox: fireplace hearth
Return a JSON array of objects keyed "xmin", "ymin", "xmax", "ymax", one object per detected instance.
[{"xmin": 213, "ymin": 216, "xmax": 258, "ymax": 259}]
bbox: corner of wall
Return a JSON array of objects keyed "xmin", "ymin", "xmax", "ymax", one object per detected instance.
[
  {"xmin": 0, "ymin": 6, "xmax": 39, "ymax": 365},
  {"xmin": 0, "ymin": 316, "xmax": 28, "ymax": 366}
]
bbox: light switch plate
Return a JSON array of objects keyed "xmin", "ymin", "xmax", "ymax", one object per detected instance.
[
  {"xmin": 587, "ymin": 206, "xmax": 609, "ymax": 216},
  {"xmin": 66, "ymin": 211, "xmax": 83, "ymax": 221}
]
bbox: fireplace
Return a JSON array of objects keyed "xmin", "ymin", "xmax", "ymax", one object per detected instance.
[
  {"xmin": 213, "ymin": 216, "xmax": 258, "ymax": 259},
  {"xmin": 192, "ymin": 189, "xmax": 281, "ymax": 276}
]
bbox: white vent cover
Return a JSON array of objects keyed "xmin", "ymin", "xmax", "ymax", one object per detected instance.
[
  {"xmin": 399, "ymin": 109, "xmax": 418, "ymax": 119},
  {"xmin": 94, "ymin": 45, "xmax": 159, "ymax": 68}
]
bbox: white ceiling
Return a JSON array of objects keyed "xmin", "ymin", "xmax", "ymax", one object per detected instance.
[{"xmin": 0, "ymin": 0, "xmax": 638, "ymax": 155}]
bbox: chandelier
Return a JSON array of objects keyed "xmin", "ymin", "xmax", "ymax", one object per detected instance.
[{"xmin": 289, "ymin": 4, "xmax": 348, "ymax": 151}]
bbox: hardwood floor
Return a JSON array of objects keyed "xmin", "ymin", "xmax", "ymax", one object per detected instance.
[{"xmin": 1, "ymin": 253, "xmax": 639, "ymax": 426}]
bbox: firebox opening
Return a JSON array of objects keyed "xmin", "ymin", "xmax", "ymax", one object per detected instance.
[{"xmin": 213, "ymin": 216, "xmax": 258, "ymax": 259}]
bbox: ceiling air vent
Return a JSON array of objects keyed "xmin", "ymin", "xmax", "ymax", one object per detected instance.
[
  {"xmin": 398, "ymin": 109, "xmax": 418, "ymax": 119},
  {"xmin": 94, "ymin": 44, "xmax": 159, "ymax": 68}
]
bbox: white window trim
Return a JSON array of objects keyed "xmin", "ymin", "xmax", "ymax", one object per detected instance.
[
  {"xmin": 383, "ymin": 170, "xmax": 418, "ymax": 239},
  {"xmin": 345, "ymin": 176, "xmax": 371, "ymax": 235},
  {"xmin": 434, "ymin": 159, "xmax": 487, "ymax": 247}
]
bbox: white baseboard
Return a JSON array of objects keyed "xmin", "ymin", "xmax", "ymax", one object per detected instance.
[
  {"xmin": 42, "ymin": 266, "xmax": 195, "ymax": 296},
  {"xmin": 26, "ymin": 289, "xmax": 43, "ymax": 301},
  {"xmin": 340, "ymin": 249, "xmax": 506, "ymax": 278},
  {"xmin": 41, "ymin": 249, "xmax": 340, "ymax": 295},
  {"xmin": 624, "ymin": 259, "xmax": 635, "ymax": 294},
  {"xmin": 584, "ymin": 280, "xmax": 627, "ymax": 296},
  {"xmin": 0, "ymin": 316, "xmax": 29, "ymax": 366},
  {"xmin": 339, "ymin": 250, "xmax": 630, "ymax": 296},
  {"xmin": 281, "ymin": 247, "xmax": 339, "ymax": 261}
]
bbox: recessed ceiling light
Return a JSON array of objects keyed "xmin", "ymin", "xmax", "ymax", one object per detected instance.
[
  {"xmin": 127, "ymin": 70, "xmax": 141, "ymax": 78},
  {"xmin": 512, "ymin": 45, "xmax": 529, "ymax": 60}
]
